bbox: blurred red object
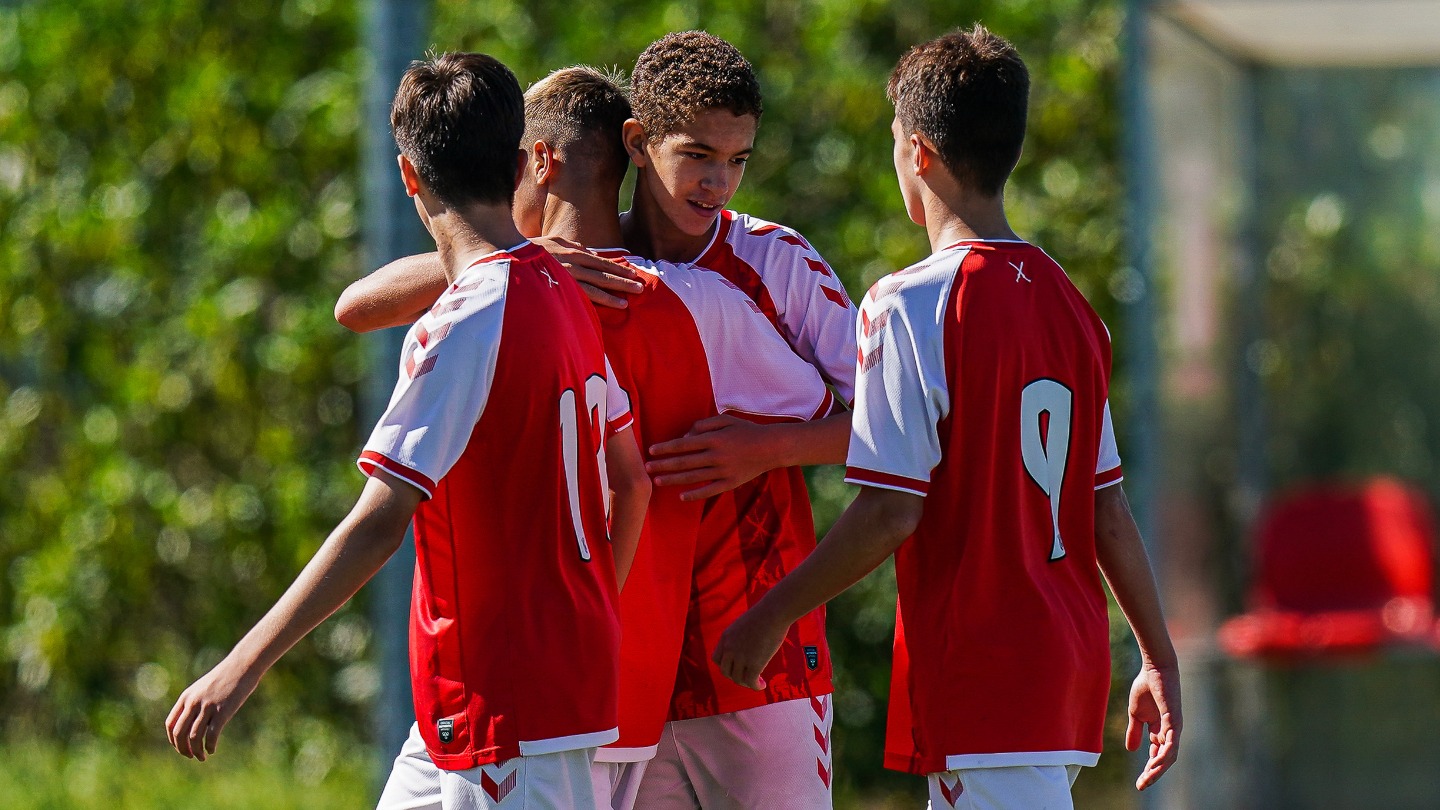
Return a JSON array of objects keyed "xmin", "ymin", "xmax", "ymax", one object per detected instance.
[{"xmin": 1218, "ymin": 478, "xmax": 1437, "ymax": 658}]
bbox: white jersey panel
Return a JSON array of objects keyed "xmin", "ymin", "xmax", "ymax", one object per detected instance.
[
  {"xmin": 604, "ymin": 355, "xmax": 634, "ymax": 434},
  {"xmin": 1095, "ymin": 401, "xmax": 1123, "ymax": 489},
  {"xmin": 721, "ymin": 212, "xmax": 859, "ymax": 403},
  {"xmin": 844, "ymin": 251, "xmax": 963, "ymax": 497},
  {"xmin": 655, "ymin": 259, "xmax": 834, "ymax": 423},
  {"xmin": 358, "ymin": 258, "xmax": 509, "ymax": 497}
]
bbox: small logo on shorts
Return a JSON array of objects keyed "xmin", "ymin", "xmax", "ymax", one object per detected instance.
[
  {"xmin": 437, "ymin": 718, "xmax": 454, "ymax": 744},
  {"xmin": 804, "ymin": 645, "xmax": 820, "ymax": 670}
]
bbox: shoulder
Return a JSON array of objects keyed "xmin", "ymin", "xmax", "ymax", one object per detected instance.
[
  {"xmin": 723, "ymin": 210, "xmax": 827, "ymax": 264},
  {"xmin": 864, "ymin": 248, "xmax": 967, "ymax": 316}
]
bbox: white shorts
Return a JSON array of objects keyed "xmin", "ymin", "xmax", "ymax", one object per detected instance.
[
  {"xmin": 926, "ymin": 764, "xmax": 1081, "ymax": 810},
  {"xmin": 377, "ymin": 722, "xmax": 598, "ymax": 810},
  {"xmin": 590, "ymin": 760, "xmax": 649, "ymax": 810},
  {"xmin": 631, "ymin": 695, "xmax": 834, "ymax": 810}
]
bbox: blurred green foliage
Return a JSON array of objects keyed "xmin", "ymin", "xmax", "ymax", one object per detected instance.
[{"xmin": 1, "ymin": 0, "xmax": 1135, "ymax": 804}]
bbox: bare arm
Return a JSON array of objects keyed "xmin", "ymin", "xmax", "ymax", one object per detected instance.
[
  {"xmin": 334, "ymin": 240, "xmax": 647, "ymax": 334},
  {"xmin": 712, "ymin": 486, "xmax": 921, "ymax": 688},
  {"xmin": 647, "ymin": 410, "xmax": 853, "ymax": 501},
  {"xmin": 1095, "ymin": 484, "xmax": 1181, "ymax": 791},
  {"xmin": 165, "ymin": 471, "xmax": 421, "ymax": 760},
  {"xmin": 335, "ymin": 252, "xmax": 446, "ymax": 333},
  {"xmin": 605, "ymin": 427, "xmax": 651, "ymax": 589}
]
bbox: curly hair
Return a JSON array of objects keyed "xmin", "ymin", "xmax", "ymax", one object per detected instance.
[
  {"xmin": 630, "ymin": 31, "xmax": 763, "ymax": 139},
  {"xmin": 524, "ymin": 66, "xmax": 633, "ymax": 183},
  {"xmin": 391, "ymin": 52, "xmax": 525, "ymax": 206},
  {"xmin": 887, "ymin": 25, "xmax": 1029, "ymax": 196}
]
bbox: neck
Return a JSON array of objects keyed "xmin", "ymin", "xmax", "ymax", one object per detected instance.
[
  {"xmin": 429, "ymin": 201, "xmax": 526, "ymax": 283},
  {"xmin": 621, "ymin": 170, "xmax": 717, "ymax": 262},
  {"xmin": 923, "ymin": 186, "xmax": 1019, "ymax": 253},
  {"xmin": 542, "ymin": 182, "xmax": 626, "ymax": 249}
]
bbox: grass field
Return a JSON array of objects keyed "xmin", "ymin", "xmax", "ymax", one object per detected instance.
[
  {"xmin": 0, "ymin": 737, "xmax": 1137, "ymax": 809},
  {"xmin": 0, "ymin": 739, "xmax": 376, "ymax": 809}
]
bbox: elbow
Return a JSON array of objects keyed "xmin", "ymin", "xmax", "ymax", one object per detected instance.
[
  {"xmin": 334, "ymin": 289, "xmax": 366, "ymax": 333},
  {"xmin": 866, "ymin": 489, "xmax": 924, "ymax": 541},
  {"xmin": 617, "ymin": 463, "xmax": 653, "ymax": 509}
]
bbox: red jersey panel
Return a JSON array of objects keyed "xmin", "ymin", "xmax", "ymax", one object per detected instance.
[
  {"xmin": 669, "ymin": 213, "xmax": 858, "ymax": 720},
  {"xmin": 358, "ymin": 241, "xmax": 621, "ymax": 769},
  {"xmin": 845, "ymin": 240, "xmax": 1122, "ymax": 774},
  {"xmin": 590, "ymin": 248, "xmax": 835, "ymax": 760}
]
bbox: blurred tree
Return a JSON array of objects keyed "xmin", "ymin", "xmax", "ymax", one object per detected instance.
[
  {"xmin": 0, "ymin": 0, "xmax": 1133, "ymax": 803},
  {"xmin": 0, "ymin": 0, "xmax": 372, "ymax": 767}
]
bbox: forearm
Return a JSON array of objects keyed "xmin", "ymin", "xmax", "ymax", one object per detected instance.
[
  {"xmin": 228, "ymin": 480, "xmax": 411, "ymax": 672},
  {"xmin": 335, "ymin": 252, "xmax": 447, "ymax": 332},
  {"xmin": 606, "ymin": 431, "xmax": 651, "ymax": 589},
  {"xmin": 1095, "ymin": 485, "xmax": 1177, "ymax": 668},
  {"xmin": 763, "ymin": 410, "xmax": 852, "ymax": 468},
  {"xmin": 751, "ymin": 487, "xmax": 919, "ymax": 626}
]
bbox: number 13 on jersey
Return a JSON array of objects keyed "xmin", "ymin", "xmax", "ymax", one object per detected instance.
[{"xmin": 1020, "ymin": 379, "xmax": 1073, "ymax": 561}]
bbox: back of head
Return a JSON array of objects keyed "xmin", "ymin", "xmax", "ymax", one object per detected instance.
[
  {"xmin": 523, "ymin": 66, "xmax": 633, "ymax": 184},
  {"xmin": 391, "ymin": 52, "xmax": 525, "ymax": 207},
  {"xmin": 888, "ymin": 25, "xmax": 1029, "ymax": 197},
  {"xmin": 630, "ymin": 30, "xmax": 763, "ymax": 139}
]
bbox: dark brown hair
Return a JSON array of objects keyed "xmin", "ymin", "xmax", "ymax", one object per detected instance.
[
  {"xmin": 390, "ymin": 52, "xmax": 524, "ymax": 206},
  {"xmin": 523, "ymin": 66, "xmax": 633, "ymax": 184},
  {"xmin": 630, "ymin": 31, "xmax": 762, "ymax": 139},
  {"xmin": 888, "ymin": 25, "xmax": 1029, "ymax": 196}
]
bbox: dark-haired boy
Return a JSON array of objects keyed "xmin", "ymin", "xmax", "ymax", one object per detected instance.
[
  {"xmin": 617, "ymin": 31, "xmax": 856, "ymax": 810},
  {"xmin": 714, "ymin": 26, "xmax": 1182, "ymax": 809},
  {"xmin": 165, "ymin": 53, "xmax": 641, "ymax": 810}
]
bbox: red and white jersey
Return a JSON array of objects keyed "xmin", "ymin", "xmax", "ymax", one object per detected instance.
[
  {"xmin": 844, "ymin": 240, "xmax": 1121, "ymax": 775},
  {"xmin": 358, "ymin": 241, "xmax": 625, "ymax": 770},
  {"xmin": 693, "ymin": 210, "xmax": 858, "ymax": 402},
  {"xmin": 589, "ymin": 248, "xmax": 835, "ymax": 762},
  {"xmin": 667, "ymin": 214, "xmax": 859, "ymax": 721}
]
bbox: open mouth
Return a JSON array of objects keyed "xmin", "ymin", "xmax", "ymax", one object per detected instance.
[{"xmin": 688, "ymin": 200, "xmax": 722, "ymax": 216}]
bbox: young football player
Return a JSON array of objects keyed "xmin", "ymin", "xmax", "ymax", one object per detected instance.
[
  {"xmin": 164, "ymin": 53, "xmax": 646, "ymax": 810},
  {"xmin": 620, "ymin": 33, "xmax": 855, "ymax": 810},
  {"xmin": 713, "ymin": 26, "xmax": 1182, "ymax": 809}
]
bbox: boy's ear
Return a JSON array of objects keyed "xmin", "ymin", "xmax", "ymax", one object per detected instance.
[
  {"xmin": 398, "ymin": 154, "xmax": 422, "ymax": 197},
  {"xmin": 622, "ymin": 119, "xmax": 650, "ymax": 169},
  {"xmin": 531, "ymin": 140, "xmax": 557, "ymax": 186},
  {"xmin": 910, "ymin": 133, "xmax": 937, "ymax": 176}
]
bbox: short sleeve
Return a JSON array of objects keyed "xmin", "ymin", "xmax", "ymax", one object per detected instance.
[
  {"xmin": 771, "ymin": 242, "xmax": 859, "ymax": 404},
  {"xmin": 357, "ymin": 269, "xmax": 508, "ymax": 498},
  {"xmin": 1095, "ymin": 400, "xmax": 1124, "ymax": 489},
  {"xmin": 843, "ymin": 279, "xmax": 951, "ymax": 497},
  {"xmin": 605, "ymin": 355, "xmax": 634, "ymax": 435}
]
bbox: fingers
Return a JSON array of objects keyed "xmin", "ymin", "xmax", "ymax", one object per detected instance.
[
  {"xmin": 204, "ymin": 707, "xmax": 227, "ymax": 757},
  {"xmin": 1136, "ymin": 723, "xmax": 1178, "ymax": 790},
  {"xmin": 168, "ymin": 698, "xmax": 200, "ymax": 757},
  {"xmin": 188, "ymin": 703, "xmax": 217, "ymax": 761},
  {"xmin": 579, "ymin": 282, "xmax": 629, "ymax": 310},
  {"xmin": 1124, "ymin": 712, "xmax": 1141, "ymax": 752},
  {"xmin": 568, "ymin": 263, "xmax": 644, "ymax": 294},
  {"xmin": 648, "ymin": 436, "xmax": 710, "ymax": 458},
  {"xmin": 679, "ymin": 480, "xmax": 734, "ymax": 502},
  {"xmin": 653, "ymin": 469, "xmax": 721, "ymax": 489}
]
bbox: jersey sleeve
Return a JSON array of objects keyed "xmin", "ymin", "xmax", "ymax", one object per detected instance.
[
  {"xmin": 1095, "ymin": 400, "xmax": 1123, "ymax": 489},
  {"xmin": 754, "ymin": 230, "xmax": 860, "ymax": 404},
  {"xmin": 357, "ymin": 273, "xmax": 508, "ymax": 498},
  {"xmin": 843, "ymin": 279, "xmax": 950, "ymax": 496},
  {"xmin": 605, "ymin": 355, "xmax": 634, "ymax": 435}
]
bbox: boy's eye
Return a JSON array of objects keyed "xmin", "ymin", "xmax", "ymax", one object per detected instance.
[
  {"xmin": 732, "ymin": 157, "xmax": 749, "ymax": 166},
  {"xmin": 682, "ymin": 151, "xmax": 706, "ymax": 160}
]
